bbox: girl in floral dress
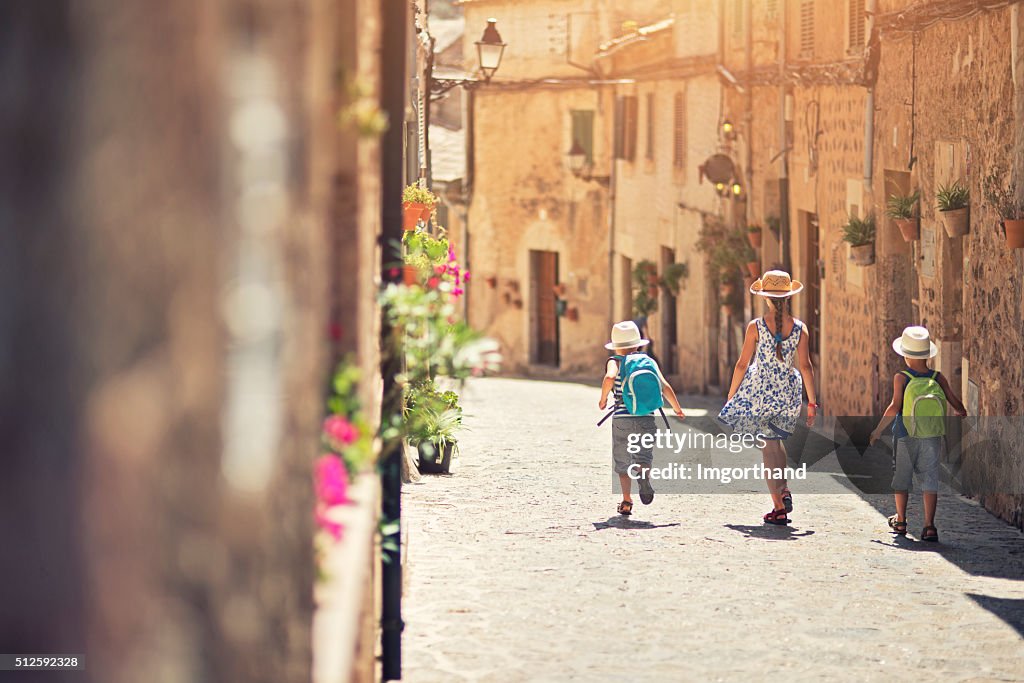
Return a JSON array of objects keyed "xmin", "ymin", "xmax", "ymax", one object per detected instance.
[{"xmin": 718, "ymin": 270, "xmax": 818, "ymax": 525}]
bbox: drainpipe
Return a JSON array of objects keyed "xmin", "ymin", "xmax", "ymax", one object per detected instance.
[
  {"xmin": 745, "ymin": 0, "xmax": 754, "ymax": 227},
  {"xmin": 777, "ymin": 0, "xmax": 790, "ymax": 271},
  {"xmin": 379, "ymin": 0, "xmax": 408, "ymax": 679},
  {"xmin": 863, "ymin": 0, "xmax": 877, "ymax": 208},
  {"xmin": 607, "ymin": 88, "xmax": 617, "ymax": 331}
]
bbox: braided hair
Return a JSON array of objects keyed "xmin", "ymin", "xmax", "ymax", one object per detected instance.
[{"xmin": 773, "ymin": 296, "xmax": 792, "ymax": 361}]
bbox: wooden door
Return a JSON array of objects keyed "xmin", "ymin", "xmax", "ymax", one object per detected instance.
[
  {"xmin": 660, "ymin": 247, "xmax": 678, "ymax": 374},
  {"xmin": 804, "ymin": 212, "xmax": 821, "ymax": 361},
  {"xmin": 530, "ymin": 250, "xmax": 560, "ymax": 366}
]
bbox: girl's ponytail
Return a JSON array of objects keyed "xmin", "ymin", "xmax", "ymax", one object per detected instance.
[{"xmin": 774, "ymin": 297, "xmax": 790, "ymax": 361}]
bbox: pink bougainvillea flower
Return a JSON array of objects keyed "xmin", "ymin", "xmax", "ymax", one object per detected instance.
[
  {"xmin": 452, "ymin": 287, "xmax": 464, "ymax": 297},
  {"xmin": 448, "ymin": 247, "xmax": 456, "ymax": 262},
  {"xmin": 463, "ymin": 271, "xmax": 471, "ymax": 282},
  {"xmin": 323, "ymin": 415, "xmax": 358, "ymax": 446},
  {"xmin": 427, "ymin": 276, "xmax": 440, "ymax": 288},
  {"xmin": 388, "ymin": 267, "xmax": 400, "ymax": 278},
  {"xmin": 434, "ymin": 265, "xmax": 446, "ymax": 275},
  {"xmin": 316, "ymin": 506, "xmax": 344, "ymax": 540},
  {"xmin": 315, "ymin": 454, "xmax": 350, "ymax": 506}
]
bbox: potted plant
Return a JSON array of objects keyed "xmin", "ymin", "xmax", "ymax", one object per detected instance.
[
  {"xmin": 405, "ymin": 382, "xmax": 462, "ymax": 475},
  {"xmin": 983, "ymin": 175, "xmax": 1024, "ymax": 249},
  {"xmin": 765, "ymin": 215, "xmax": 781, "ymax": 240},
  {"xmin": 747, "ymin": 225, "xmax": 763, "ymax": 249},
  {"xmin": 402, "ymin": 264, "xmax": 419, "ymax": 286},
  {"xmin": 631, "ymin": 261, "xmax": 660, "ymax": 317},
  {"xmin": 843, "ymin": 213, "xmax": 876, "ymax": 266},
  {"xmin": 659, "ymin": 262, "xmax": 689, "ymax": 296},
  {"xmin": 719, "ymin": 270, "xmax": 736, "ymax": 298},
  {"xmin": 566, "ymin": 306, "xmax": 579, "ymax": 322},
  {"xmin": 885, "ymin": 190, "xmax": 920, "ymax": 242},
  {"xmin": 936, "ymin": 181, "xmax": 970, "ymax": 238},
  {"xmin": 402, "ymin": 184, "xmax": 437, "ymax": 230}
]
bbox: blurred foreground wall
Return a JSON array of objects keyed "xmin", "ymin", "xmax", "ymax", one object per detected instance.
[{"xmin": 0, "ymin": 1, "xmax": 385, "ymax": 680}]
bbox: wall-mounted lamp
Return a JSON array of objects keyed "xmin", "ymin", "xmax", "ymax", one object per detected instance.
[
  {"xmin": 566, "ymin": 139, "xmax": 609, "ymax": 186},
  {"xmin": 721, "ymin": 119, "xmax": 738, "ymax": 142}
]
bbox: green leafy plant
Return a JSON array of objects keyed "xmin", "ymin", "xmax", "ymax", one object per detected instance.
[
  {"xmin": 885, "ymin": 190, "xmax": 920, "ymax": 220},
  {"xmin": 404, "ymin": 403, "xmax": 462, "ymax": 456},
  {"xmin": 765, "ymin": 215, "xmax": 781, "ymax": 238},
  {"xmin": 631, "ymin": 260, "xmax": 660, "ymax": 317},
  {"xmin": 747, "ymin": 225, "xmax": 762, "ymax": 234},
  {"xmin": 697, "ymin": 218, "xmax": 753, "ymax": 278},
  {"xmin": 983, "ymin": 173, "xmax": 1024, "ymax": 220},
  {"xmin": 402, "ymin": 183, "xmax": 437, "ymax": 207},
  {"xmin": 841, "ymin": 214, "xmax": 876, "ymax": 247},
  {"xmin": 660, "ymin": 262, "xmax": 689, "ymax": 295},
  {"xmin": 936, "ymin": 181, "xmax": 969, "ymax": 212}
]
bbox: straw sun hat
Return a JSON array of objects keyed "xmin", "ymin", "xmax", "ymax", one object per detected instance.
[
  {"xmin": 749, "ymin": 270, "xmax": 804, "ymax": 298},
  {"xmin": 892, "ymin": 326, "xmax": 938, "ymax": 358},
  {"xmin": 604, "ymin": 321, "xmax": 651, "ymax": 351}
]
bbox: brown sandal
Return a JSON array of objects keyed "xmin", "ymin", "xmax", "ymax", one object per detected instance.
[
  {"xmin": 763, "ymin": 508, "xmax": 789, "ymax": 525},
  {"xmin": 617, "ymin": 500, "xmax": 633, "ymax": 516},
  {"xmin": 888, "ymin": 515, "xmax": 907, "ymax": 535}
]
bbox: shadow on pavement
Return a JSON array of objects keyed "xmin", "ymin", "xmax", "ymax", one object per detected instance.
[
  {"xmin": 592, "ymin": 517, "xmax": 681, "ymax": 531},
  {"xmin": 966, "ymin": 594, "xmax": 1024, "ymax": 638},
  {"xmin": 723, "ymin": 524, "xmax": 816, "ymax": 540}
]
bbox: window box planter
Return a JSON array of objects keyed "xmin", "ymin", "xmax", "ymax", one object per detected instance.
[{"xmin": 1001, "ymin": 219, "xmax": 1024, "ymax": 249}]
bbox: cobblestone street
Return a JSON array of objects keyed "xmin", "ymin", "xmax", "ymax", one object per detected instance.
[{"xmin": 404, "ymin": 378, "xmax": 1024, "ymax": 682}]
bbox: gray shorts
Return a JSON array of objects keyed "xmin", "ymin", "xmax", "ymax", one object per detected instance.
[
  {"xmin": 892, "ymin": 436, "xmax": 942, "ymax": 492},
  {"xmin": 611, "ymin": 415, "xmax": 656, "ymax": 475}
]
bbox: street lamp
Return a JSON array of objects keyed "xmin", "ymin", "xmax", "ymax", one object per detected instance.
[
  {"xmin": 431, "ymin": 19, "xmax": 506, "ymax": 97},
  {"xmin": 475, "ymin": 19, "xmax": 506, "ymax": 83}
]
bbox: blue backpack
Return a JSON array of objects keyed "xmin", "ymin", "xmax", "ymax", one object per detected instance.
[
  {"xmin": 618, "ymin": 353, "xmax": 664, "ymax": 415},
  {"xmin": 597, "ymin": 353, "xmax": 669, "ymax": 428}
]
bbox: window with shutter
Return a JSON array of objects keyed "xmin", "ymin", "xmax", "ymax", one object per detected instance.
[
  {"xmin": 765, "ymin": 0, "xmax": 778, "ymax": 20},
  {"xmin": 799, "ymin": 0, "xmax": 815, "ymax": 58},
  {"xmin": 615, "ymin": 95, "xmax": 638, "ymax": 161},
  {"xmin": 571, "ymin": 110, "xmax": 594, "ymax": 164},
  {"xmin": 847, "ymin": 0, "xmax": 865, "ymax": 51},
  {"xmin": 673, "ymin": 92, "xmax": 685, "ymax": 169},
  {"xmin": 645, "ymin": 93, "xmax": 655, "ymax": 161},
  {"xmin": 614, "ymin": 97, "xmax": 625, "ymax": 159}
]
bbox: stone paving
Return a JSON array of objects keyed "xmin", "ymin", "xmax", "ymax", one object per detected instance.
[{"xmin": 404, "ymin": 378, "xmax": 1024, "ymax": 682}]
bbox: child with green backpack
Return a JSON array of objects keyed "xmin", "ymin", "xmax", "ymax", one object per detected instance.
[
  {"xmin": 870, "ymin": 326, "xmax": 966, "ymax": 542},
  {"xmin": 598, "ymin": 321, "xmax": 685, "ymax": 516}
]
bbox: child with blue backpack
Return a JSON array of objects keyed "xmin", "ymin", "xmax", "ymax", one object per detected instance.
[
  {"xmin": 598, "ymin": 321, "xmax": 685, "ymax": 516},
  {"xmin": 870, "ymin": 326, "xmax": 966, "ymax": 542}
]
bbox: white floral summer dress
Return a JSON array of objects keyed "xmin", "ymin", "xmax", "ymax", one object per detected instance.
[{"xmin": 718, "ymin": 317, "xmax": 804, "ymax": 439}]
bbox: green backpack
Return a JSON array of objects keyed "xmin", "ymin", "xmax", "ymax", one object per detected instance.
[{"xmin": 902, "ymin": 370, "xmax": 947, "ymax": 438}]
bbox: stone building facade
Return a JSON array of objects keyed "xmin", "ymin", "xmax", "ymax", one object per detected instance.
[{"xmin": 720, "ymin": 0, "xmax": 1024, "ymax": 528}]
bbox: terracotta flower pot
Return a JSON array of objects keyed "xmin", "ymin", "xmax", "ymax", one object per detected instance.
[
  {"xmin": 646, "ymin": 273, "xmax": 659, "ymax": 286},
  {"xmin": 403, "ymin": 202, "xmax": 425, "ymax": 231},
  {"xmin": 748, "ymin": 230, "xmax": 762, "ymax": 249},
  {"xmin": 485, "ymin": 276, "xmax": 498, "ymax": 288},
  {"xmin": 566, "ymin": 306, "xmax": 579, "ymax": 322},
  {"xmin": 402, "ymin": 264, "xmax": 419, "ymax": 286},
  {"xmin": 1002, "ymin": 219, "xmax": 1024, "ymax": 249},
  {"xmin": 420, "ymin": 203, "xmax": 434, "ymax": 222},
  {"xmin": 849, "ymin": 243, "xmax": 875, "ymax": 266},
  {"xmin": 745, "ymin": 260, "xmax": 760, "ymax": 278},
  {"xmin": 894, "ymin": 218, "xmax": 919, "ymax": 242},
  {"xmin": 940, "ymin": 207, "xmax": 969, "ymax": 238},
  {"xmin": 719, "ymin": 283, "xmax": 734, "ymax": 298},
  {"xmin": 647, "ymin": 286, "xmax": 658, "ymax": 298}
]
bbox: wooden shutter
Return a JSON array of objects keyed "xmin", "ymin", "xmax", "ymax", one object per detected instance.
[
  {"xmin": 624, "ymin": 96, "xmax": 638, "ymax": 161},
  {"xmin": 673, "ymin": 92, "xmax": 685, "ymax": 169},
  {"xmin": 645, "ymin": 93, "xmax": 654, "ymax": 160},
  {"xmin": 799, "ymin": 1, "xmax": 814, "ymax": 58},
  {"xmin": 848, "ymin": 0, "xmax": 865, "ymax": 51},
  {"xmin": 614, "ymin": 96, "xmax": 625, "ymax": 159}
]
